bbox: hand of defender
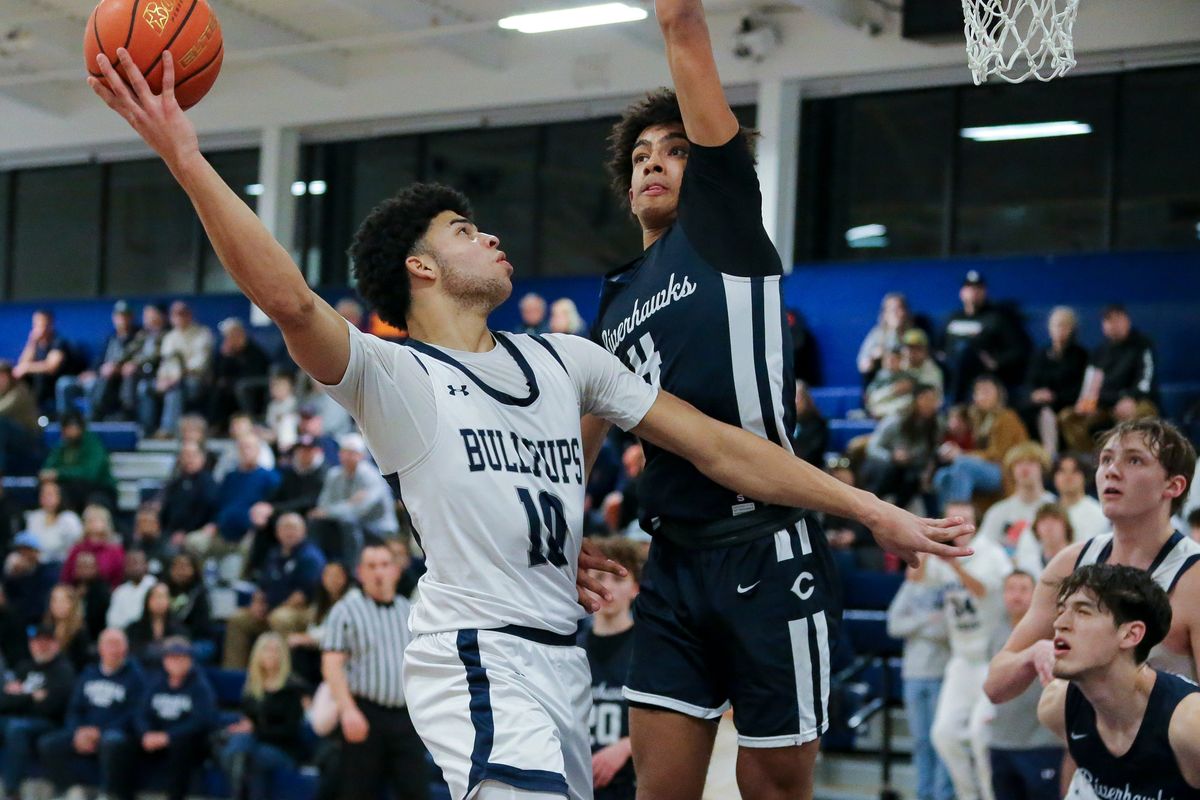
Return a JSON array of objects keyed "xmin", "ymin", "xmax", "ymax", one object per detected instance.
[
  {"xmin": 87, "ymin": 49, "xmax": 200, "ymax": 171},
  {"xmin": 866, "ymin": 503, "xmax": 975, "ymax": 569},
  {"xmin": 575, "ymin": 538, "xmax": 629, "ymax": 613}
]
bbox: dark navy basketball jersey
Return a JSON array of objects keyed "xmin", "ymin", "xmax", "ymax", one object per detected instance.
[
  {"xmin": 592, "ymin": 133, "xmax": 797, "ymax": 532},
  {"xmin": 586, "ymin": 626, "xmax": 636, "ymax": 799},
  {"xmin": 1065, "ymin": 670, "xmax": 1200, "ymax": 799}
]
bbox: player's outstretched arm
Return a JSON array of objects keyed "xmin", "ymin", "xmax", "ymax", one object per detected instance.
[
  {"xmin": 656, "ymin": 0, "xmax": 740, "ymax": 146},
  {"xmin": 87, "ymin": 49, "xmax": 349, "ymax": 386},
  {"xmin": 1169, "ymin": 694, "xmax": 1200, "ymax": 787},
  {"xmin": 632, "ymin": 391, "xmax": 973, "ymax": 566},
  {"xmin": 1036, "ymin": 679, "xmax": 1068, "ymax": 742}
]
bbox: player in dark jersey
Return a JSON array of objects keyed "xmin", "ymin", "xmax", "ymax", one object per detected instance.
[
  {"xmin": 584, "ymin": 538, "xmax": 644, "ymax": 800},
  {"xmin": 1038, "ymin": 564, "xmax": 1200, "ymax": 797}
]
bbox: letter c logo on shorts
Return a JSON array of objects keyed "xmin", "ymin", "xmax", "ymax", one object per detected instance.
[{"xmin": 791, "ymin": 571, "xmax": 815, "ymax": 601}]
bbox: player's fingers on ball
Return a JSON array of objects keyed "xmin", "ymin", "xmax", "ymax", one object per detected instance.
[
  {"xmin": 87, "ymin": 78, "xmax": 116, "ymax": 105},
  {"xmin": 161, "ymin": 50, "xmax": 177, "ymax": 101},
  {"xmin": 96, "ymin": 55, "xmax": 136, "ymax": 107},
  {"xmin": 117, "ymin": 48, "xmax": 155, "ymax": 104}
]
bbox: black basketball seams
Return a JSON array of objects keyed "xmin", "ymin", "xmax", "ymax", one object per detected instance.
[
  {"xmin": 123, "ymin": 0, "xmax": 139, "ymax": 49},
  {"xmin": 173, "ymin": 42, "xmax": 221, "ymax": 89},
  {"xmin": 143, "ymin": 0, "xmax": 199, "ymax": 79}
]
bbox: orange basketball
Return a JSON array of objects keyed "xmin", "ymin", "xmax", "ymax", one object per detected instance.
[{"xmin": 84, "ymin": 0, "xmax": 224, "ymax": 110}]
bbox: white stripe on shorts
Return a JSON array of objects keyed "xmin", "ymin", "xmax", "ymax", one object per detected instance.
[
  {"xmin": 774, "ymin": 530, "xmax": 794, "ymax": 562},
  {"xmin": 788, "ymin": 611, "xmax": 831, "ymax": 740}
]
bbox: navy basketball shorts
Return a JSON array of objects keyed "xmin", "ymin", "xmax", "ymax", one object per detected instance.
[{"xmin": 623, "ymin": 516, "xmax": 842, "ymax": 748}]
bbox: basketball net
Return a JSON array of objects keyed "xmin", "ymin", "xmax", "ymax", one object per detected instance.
[{"xmin": 961, "ymin": 0, "xmax": 1079, "ymax": 84}]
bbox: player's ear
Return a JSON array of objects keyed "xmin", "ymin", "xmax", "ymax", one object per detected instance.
[
  {"xmin": 1164, "ymin": 473, "xmax": 1188, "ymax": 504},
  {"xmin": 406, "ymin": 253, "xmax": 437, "ymax": 283},
  {"xmin": 1119, "ymin": 619, "xmax": 1146, "ymax": 654}
]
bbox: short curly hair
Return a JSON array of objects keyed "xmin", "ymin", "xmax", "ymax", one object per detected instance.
[
  {"xmin": 347, "ymin": 183, "xmax": 473, "ymax": 328},
  {"xmin": 1056, "ymin": 564, "xmax": 1172, "ymax": 664},
  {"xmin": 605, "ymin": 88, "xmax": 757, "ymax": 200}
]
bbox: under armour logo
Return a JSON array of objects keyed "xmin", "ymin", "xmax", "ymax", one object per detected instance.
[{"xmin": 447, "ymin": 385, "xmax": 470, "ymax": 396}]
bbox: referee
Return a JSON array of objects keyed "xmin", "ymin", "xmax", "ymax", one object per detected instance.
[{"xmin": 322, "ymin": 540, "xmax": 427, "ymax": 800}]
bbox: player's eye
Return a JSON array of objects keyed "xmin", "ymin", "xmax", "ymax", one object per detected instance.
[
  {"xmin": 670, "ymin": 146, "xmax": 689, "ymax": 156},
  {"xmin": 633, "ymin": 153, "xmax": 647, "ymax": 164}
]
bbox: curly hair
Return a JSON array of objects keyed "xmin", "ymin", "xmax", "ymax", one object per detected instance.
[
  {"xmin": 605, "ymin": 88, "xmax": 757, "ymax": 200},
  {"xmin": 347, "ymin": 183, "xmax": 473, "ymax": 328},
  {"xmin": 1056, "ymin": 564, "xmax": 1172, "ymax": 664}
]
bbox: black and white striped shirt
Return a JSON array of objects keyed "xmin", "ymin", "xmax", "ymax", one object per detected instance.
[{"xmin": 322, "ymin": 590, "xmax": 413, "ymax": 708}]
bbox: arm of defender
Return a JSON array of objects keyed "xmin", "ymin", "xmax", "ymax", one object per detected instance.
[
  {"xmin": 631, "ymin": 391, "xmax": 973, "ymax": 566},
  {"xmin": 1169, "ymin": 694, "xmax": 1200, "ymax": 787},
  {"xmin": 88, "ymin": 49, "xmax": 349, "ymax": 386},
  {"xmin": 1037, "ymin": 679, "xmax": 1069, "ymax": 742},
  {"xmin": 656, "ymin": 0, "xmax": 740, "ymax": 147},
  {"xmin": 581, "ymin": 414, "xmax": 613, "ymax": 477}
]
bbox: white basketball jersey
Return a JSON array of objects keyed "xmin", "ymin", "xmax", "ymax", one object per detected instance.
[{"xmin": 324, "ymin": 322, "xmax": 657, "ymax": 637}]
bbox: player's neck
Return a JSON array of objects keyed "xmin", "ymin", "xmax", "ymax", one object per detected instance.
[
  {"xmin": 407, "ymin": 308, "xmax": 494, "ymax": 353},
  {"xmin": 1110, "ymin": 510, "xmax": 1176, "ymax": 567},
  {"xmin": 642, "ymin": 226, "xmax": 669, "ymax": 250},
  {"xmin": 1078, "ymin": 662, "xmax": 1155, "ymax": 733},
  {"xmin": 592, "ymin": 610, "xmax": 634, "ymax": 636}
]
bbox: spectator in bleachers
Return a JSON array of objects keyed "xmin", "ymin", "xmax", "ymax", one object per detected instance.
[
  {"xmin": 213, "ymin": 413, "xmax": 276, "ymax": 483},
  {"xmin": 821, "ymin": 458, "xmax": 880, "ymax": 570},
  {"xmin": 44, "ymin": 583, "xmax": 93, "ymax": 671},
  {"xmin": 792, "ymin": 380, "xmax": 829, "ymax": 466},
  {"xmin": 901, "ymin": 328, "xmax": 943, "ymax": 398},
  {"xmin": 940, "ymin": 271, "xmax": 1029, "ymax": 404},
  {"xmin": 386, "ymin": 537, "xmax": 420, "ymax": 599},
  {"xmin": 57, "ymin": 300, "xmax": 139, "ymax": 422},
  {"xmin": 125, "ymin": 637, "xmax": 216, "ymax": 800},
  {"xmin": 24, "ymin": 479, "xmax": 82, "ymax": 562},
  {"xmin": 985, "ymin": 571, "xmax": 1063, "ymax": 800},
  {"xmin": 1020, "ymin": 306, "xmax": 1087, "ymax": 459},
  {"xmin": 223, "ymin": 513, "xmax": 325, "ymax": 669},
  {"xmin": 857, "ymin": 292, "xmax": 913, "ymax": 384},
  {"xmin": 263, "ymin": 371, "xmax": 300, "ymax": 452},
  {"xmin": 42, "ymin": 413, "xmax": 116, "ymax": 510},
  {"xmin": 1013, "ymin": 504, "xmax": 1074, "ymax": 579},
  {"xmin": 122, "ymin": 304, "xmax": 167, "ymax": 424},
  {"xmin": 865, "ymin": 346, "xmax": 916, "ymax": 420},
  {"xmin": 133, "ymin": 502, "xmax": 176, "ymax": 576},
  {"xmin": 975, "ymin": 443, "xmax": 1055, "ymax": 551},
  {"xmin": 12, "ymin": 309, "xmax": 72, "ymax": 415},
  {"xmin": 287, "ymin": 561, "xmax": 354, "ymax": 685},
  {"xmin": 0, "ymin": 586, "xmax": 29, "ymax": 671},
  {"xmin": 549, "ymin": 297, "xmax": 586, "ymax": 335},
  {"xmin": 2, "ymin": 532, "xmax": 58, "ymax": 625},
  {"xmin": 218, "ymin": 632, "xmax": 312, "ymax": 800},
  {"xmin": 144, "ymin": 301, "xmax": 214, "ymax": 438},
  {"xmin": 515, "ymin": 292, "xmax": 548, "ymax": 335},
  {"xmin": 38, "ymin": 628, "xmax": 144, "ymax": 800},
  {"xmin": 191, "ymin": 432, "xmax": 280, "ymax": 559},
  {"xmin": 247, "ymin": 433, "xmax": 329, "ymax": 575},
  {"xmin": 61, "ymin": 504, "xmax": 125, "ymax": 588},
  {"xmin": 208, "ymin": 318, "xmax": 271, "ymax": 433},
  {"xmin": 926, "ymin": 501, "xmax": 1011, "ymax": 800},
  {"xmin": 159, "ymin": 441, "xmax": 218, "ymax": 547},
  {"xmin": 334, "ymin": 298, "xmax": 364, "ymax": 330},
  {"xmin": 862, "ymin": 384, "xmax": 943, "ymax": 512},
  {"xmin": 0, "ymin": 360, "xmax": 43, "ymax": 475},
  {"xmin": 1058, "ymin": 304, "xmax": 1159, "ymax": 453},
  {"xmin": 309, "ymin": 434, "xmax": 397, "ymax": 564},
  {"xmin": 1189, "ymin": 508, "xmax": 1200, "ymax": 543},
  {"xmin": 1050, "ymin": 453, "xmax": 1108, "ymax": 541},
  {"xmin": 0, "ymin": 623, "xmax": 76, "ymax": 800},
  {"xmin": 164, "ymin": 552, "xmax": 214, "ymax": 650},
  {"xmin": 887, "ymin": 556, "xmax": 953, "ymax": 800},
  {"xmin": 298, "ymin": 386, "xmax": 354, "ymax": 442},
  {"xmin": 70, "ymin": 551, "xmax": 112, "ymax": 641},
  {"xmin": 933, "ymin": 376, "xmax": 1029, "ymax": 508},
  {"xmin": 106, "ymin": 550, "xmax": 156, "ymax": 631},
  {"xmin": 177, "ymin": 412, "xmax": 210, "ymax": 452},
  {"xmin": 125, "ymin": 582, "xmax": 185, "ymax": 664}
]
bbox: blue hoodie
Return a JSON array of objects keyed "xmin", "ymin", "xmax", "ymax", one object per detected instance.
[
  {"xmin": 134, "ymin": 667, "xmax": 215, "ymax": 741},
  {"xmin": 65, "ymin": 659, "xmax": 145, "ymax": 733}
]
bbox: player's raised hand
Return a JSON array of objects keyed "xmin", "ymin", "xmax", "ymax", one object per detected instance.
[
  {"xmin": 864, "ymin": 500, "xmax": 975, "ymax": 569},
  {"xmin": 87, "ymin": 49, "xmax": 199, "ymax": 171}
]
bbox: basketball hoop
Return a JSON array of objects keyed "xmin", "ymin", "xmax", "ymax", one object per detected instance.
[{"xmin": 961, "ymin": 0, "xmax": 1079, "ymax": 85}]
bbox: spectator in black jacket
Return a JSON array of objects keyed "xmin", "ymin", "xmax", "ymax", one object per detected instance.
[
  {"xmin": 12, "ymin": 309, "xmax": 72, "ymax": 415},
  {"xmin": 159, "ymin": 441, "xmax": 218, "ymax": 546},
  {"xmin": 0, "ymin": 623, "xmax": 76, "ymax": 800},
  {"xmin": 1058, "ymin": 305, "xmax": 1159, "ymax": 453},
  {"xmin": 2, "ymin": 531, "xmax": 58, "ymax": 625},
  {"xmin": 56, "ymin": 301, "xmax": 139, "ymax": 421},
  {"xmin": 940, "ymin": 271, "xmax": 1029, "ymax": 403},
  {"xmin": 208, "ymin": 318, "xmax": 271, "ymax": 433},
  {"xmin": 246, "ymin": 434, "xmax": 329, "ymax": 574},
  {"xmin": 164, "ymin": 553, "xmax": 214, "ymax": 657},
  {"xmin": 125, "ymin": 582, "xmax": 186, "ymax": 665},
  {"xmin": 793, "ymin": 380, "xmax": 829, "ymax": 466},
  {"xmin": 1021, "ymin": 306, "xmax": 1088, "ymax": 459},
  {"xmin": 131, "ymin": 502, "xmax": 177, "ymax": 576},
  {"xmin": 0, "ymin": 585, "xmax": 29, "ymax": 673},
  {"xmin": 861, "ymin": 384, "xmax": 944, "ymax": 512},
  {"xmin": 39, "ymin": 628, "xmax": 144, "ymax": 800},
  {"xmin": 69, "ymin": 551, "xmax": 112, "ymax": 641},
  {"xmin": 219, "ymin": 632, "xmax": 312, "ymax": 800}
]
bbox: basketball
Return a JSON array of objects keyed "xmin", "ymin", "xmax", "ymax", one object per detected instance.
[{"xmin": 84, "ymin": 0, "xmax": 224, "ymax": 110}]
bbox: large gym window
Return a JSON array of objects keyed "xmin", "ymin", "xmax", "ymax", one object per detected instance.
[
  {"xmin": 105, "ymin": 158, "xmax": 199, "ymax": 297},
  {"xmin": 0, "ymin": 171, "xmax": 10, "ymax": 301},
  {"xmin": 11, "ymin": 164, "xmax": 103, "ymax": 300},
  {"xmin": 200, "ymin": 150, "xmax": 261, "ymax": 293}
]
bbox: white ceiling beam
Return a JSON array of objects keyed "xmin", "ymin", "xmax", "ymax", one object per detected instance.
[
  {"xmin": 320, "ymin": 0, "xmax": 507, "ymax": 70},
  {"xmin": 776, "ymin": 0, "xmax": 872, "ymax": 29},
  {"xmin": 210, "ymin": 0, "xmax": 347, "ymax": 86},
  {"xmin": 0, "ymin": 81, "xmax": 71, "ymax": 115}
]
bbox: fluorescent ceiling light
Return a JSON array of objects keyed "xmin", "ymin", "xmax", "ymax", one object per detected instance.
[
  {"xmin": 960, "ymin": 121, "xmax": 1092, "ymax": 142},
  {"xmin": 308, "ymin": 180, "xmax": 328, "ymax": 196},
  {"xmin": 244, "ymin": 183, "xmax": 264, "ymax": 196},
  {"xmin": 499, "ymin": 3, "xmax": 648, "ymax": 34},
  {"xmin": 846, "ymin": 224, "xmax": 888, "ymax": 249},
  {"xmin": 291, "ymin": 181, "xmax": 308, "ymax": 196}
]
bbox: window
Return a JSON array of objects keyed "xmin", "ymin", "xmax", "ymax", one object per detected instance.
[
  {"xmin": 11, "ymin": 164, "xmax": 103, "ymax": 300},
  {"xmin": 0, "ymin": 171, "xmax": 10, "ymax": 300},
  {"xmin": 105, "ymin": 158, "xmax": 199, "ymax": 296},
  {"xmin": 200, "ymin": 149, "xmax": 260, "ymax": 293}
]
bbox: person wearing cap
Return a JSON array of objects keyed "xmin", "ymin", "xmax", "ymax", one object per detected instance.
[
  {"xmin": 246, "ymin": 433, "xmax": 329, "ymax": 575},
  {"xmin": 2, "ymin": 532, "xmax": 58, "ymax": 625},
  {"xmin": 901, "ymin": 328, "xmax": 944, "ymax": 399},
  {"xmin": 146, "ymin": 301, "xmax": 214, "ymax": 438},
  {"xmin": 940, "ymin": 271, "xmax": 1029, "ymax": 404},
  {"xmin": 124, "ymin": 304, "xmax": 168, "ymax": 427},
  {"xmin": 55, "ymin": 300, "xmax": 140, "ymax": 422},
  {"xmin": 309, "ymin": 433, "xmax": 398, "ymax": 563},
  {"xmin": 296, "ymin": 401, "xmax": 346, "ymax": 461},
  {"xmin": 122, "ymin": 636, "xmax": 216, "ymax": 800},
  {"xmin": 0, "ymin": 359, "xmax": 43, "ymax": 475},
  {"xmin": 0, "ymin": 623, "xmax": 77, "ymax": 800},
  {"xmin": 207, "ymin": 317, "xmax": 271, "ymax": 434},
  {"xmin": 11, "ymin": 308, "xmax": 72, "ymax": 415},
  {"xmin": 38, "ymin": 628, "xmax": 145, "ymax": 800},
  {"xmin": 41, "ymin": 412, "xmax": 116, "ymax": 509}
]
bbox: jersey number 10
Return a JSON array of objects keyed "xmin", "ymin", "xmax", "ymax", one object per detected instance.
[{"xmin": 517, "ymin": 487, "xmax": 569, "ymax": 568}]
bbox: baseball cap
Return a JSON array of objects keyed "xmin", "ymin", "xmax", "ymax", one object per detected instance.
[
  {"xmin": 901, "ymin": 329, "xmax": 929, "ymax": 348},
  {"xmin": 962, "ymin": 270, "xmax": 986, "ymax": 288},
  {"xmin": 218, "ymin": 317, "xmax": 245, "ymax": 335},
  {"xmin": 337, "ymin": 433, "xmax": 366, "ymax": 454},
  {"xmin": 298, "ymin": 404, "xmax": 320, "ymax": 419},
  {"xmin": 12, "ymin": 531, "xmax": 40, "ymax": 551},
  {"xmin": 162, "ymin": 636, "xmax": 193, "ymax": 657},
  {"xmin": 28, "ymin": 622, "xmax": 56, "ymax": 640},
  {"xmin": 112, "ymin": 300, "xmax": 132, "ymax": 315}
]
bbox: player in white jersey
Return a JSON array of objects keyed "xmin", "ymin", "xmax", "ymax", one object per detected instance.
[
  {"xmin": 86, "ymin": 52, "xmax": 975, "ymax": 800},
  {"xmin": 986, "ymin": 418, "xmax": 1200, "ymax": 706}
]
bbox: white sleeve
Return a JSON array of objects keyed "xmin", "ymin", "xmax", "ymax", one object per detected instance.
[
  {"xmin": 544, "ymin": 334, "xmax": 659, "ymax": 432},
  {"xmin": 318, "ymin": 320, "xmax": 437, "ymax": 475},
  {"xmin": 977, "ymin": 505, "xmax": 1003, "ymax": 544}
]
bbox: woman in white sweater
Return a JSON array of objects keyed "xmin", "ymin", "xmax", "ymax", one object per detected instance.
[{"xmin": 24, "ymin": 480, "xmax": 82, "ymax": 563}]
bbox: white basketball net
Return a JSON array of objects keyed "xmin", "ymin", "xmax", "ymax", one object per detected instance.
[{"xmin": 961, "ymin": 0, "xmax": 1080, "ymax": 84}]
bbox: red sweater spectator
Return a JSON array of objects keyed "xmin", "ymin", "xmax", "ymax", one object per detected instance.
[{"xmin": 60, "ymin": 505, "xmax": 125, "ymax": 589}]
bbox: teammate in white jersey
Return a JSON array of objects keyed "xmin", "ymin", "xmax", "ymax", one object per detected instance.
[
  {"xmin": 986, "ymin": 418, "xmax": 1200, "ymax": 705},
  {"xmin": 86, "ymin": 51, "xmax": 975, "ymax": 800}
]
